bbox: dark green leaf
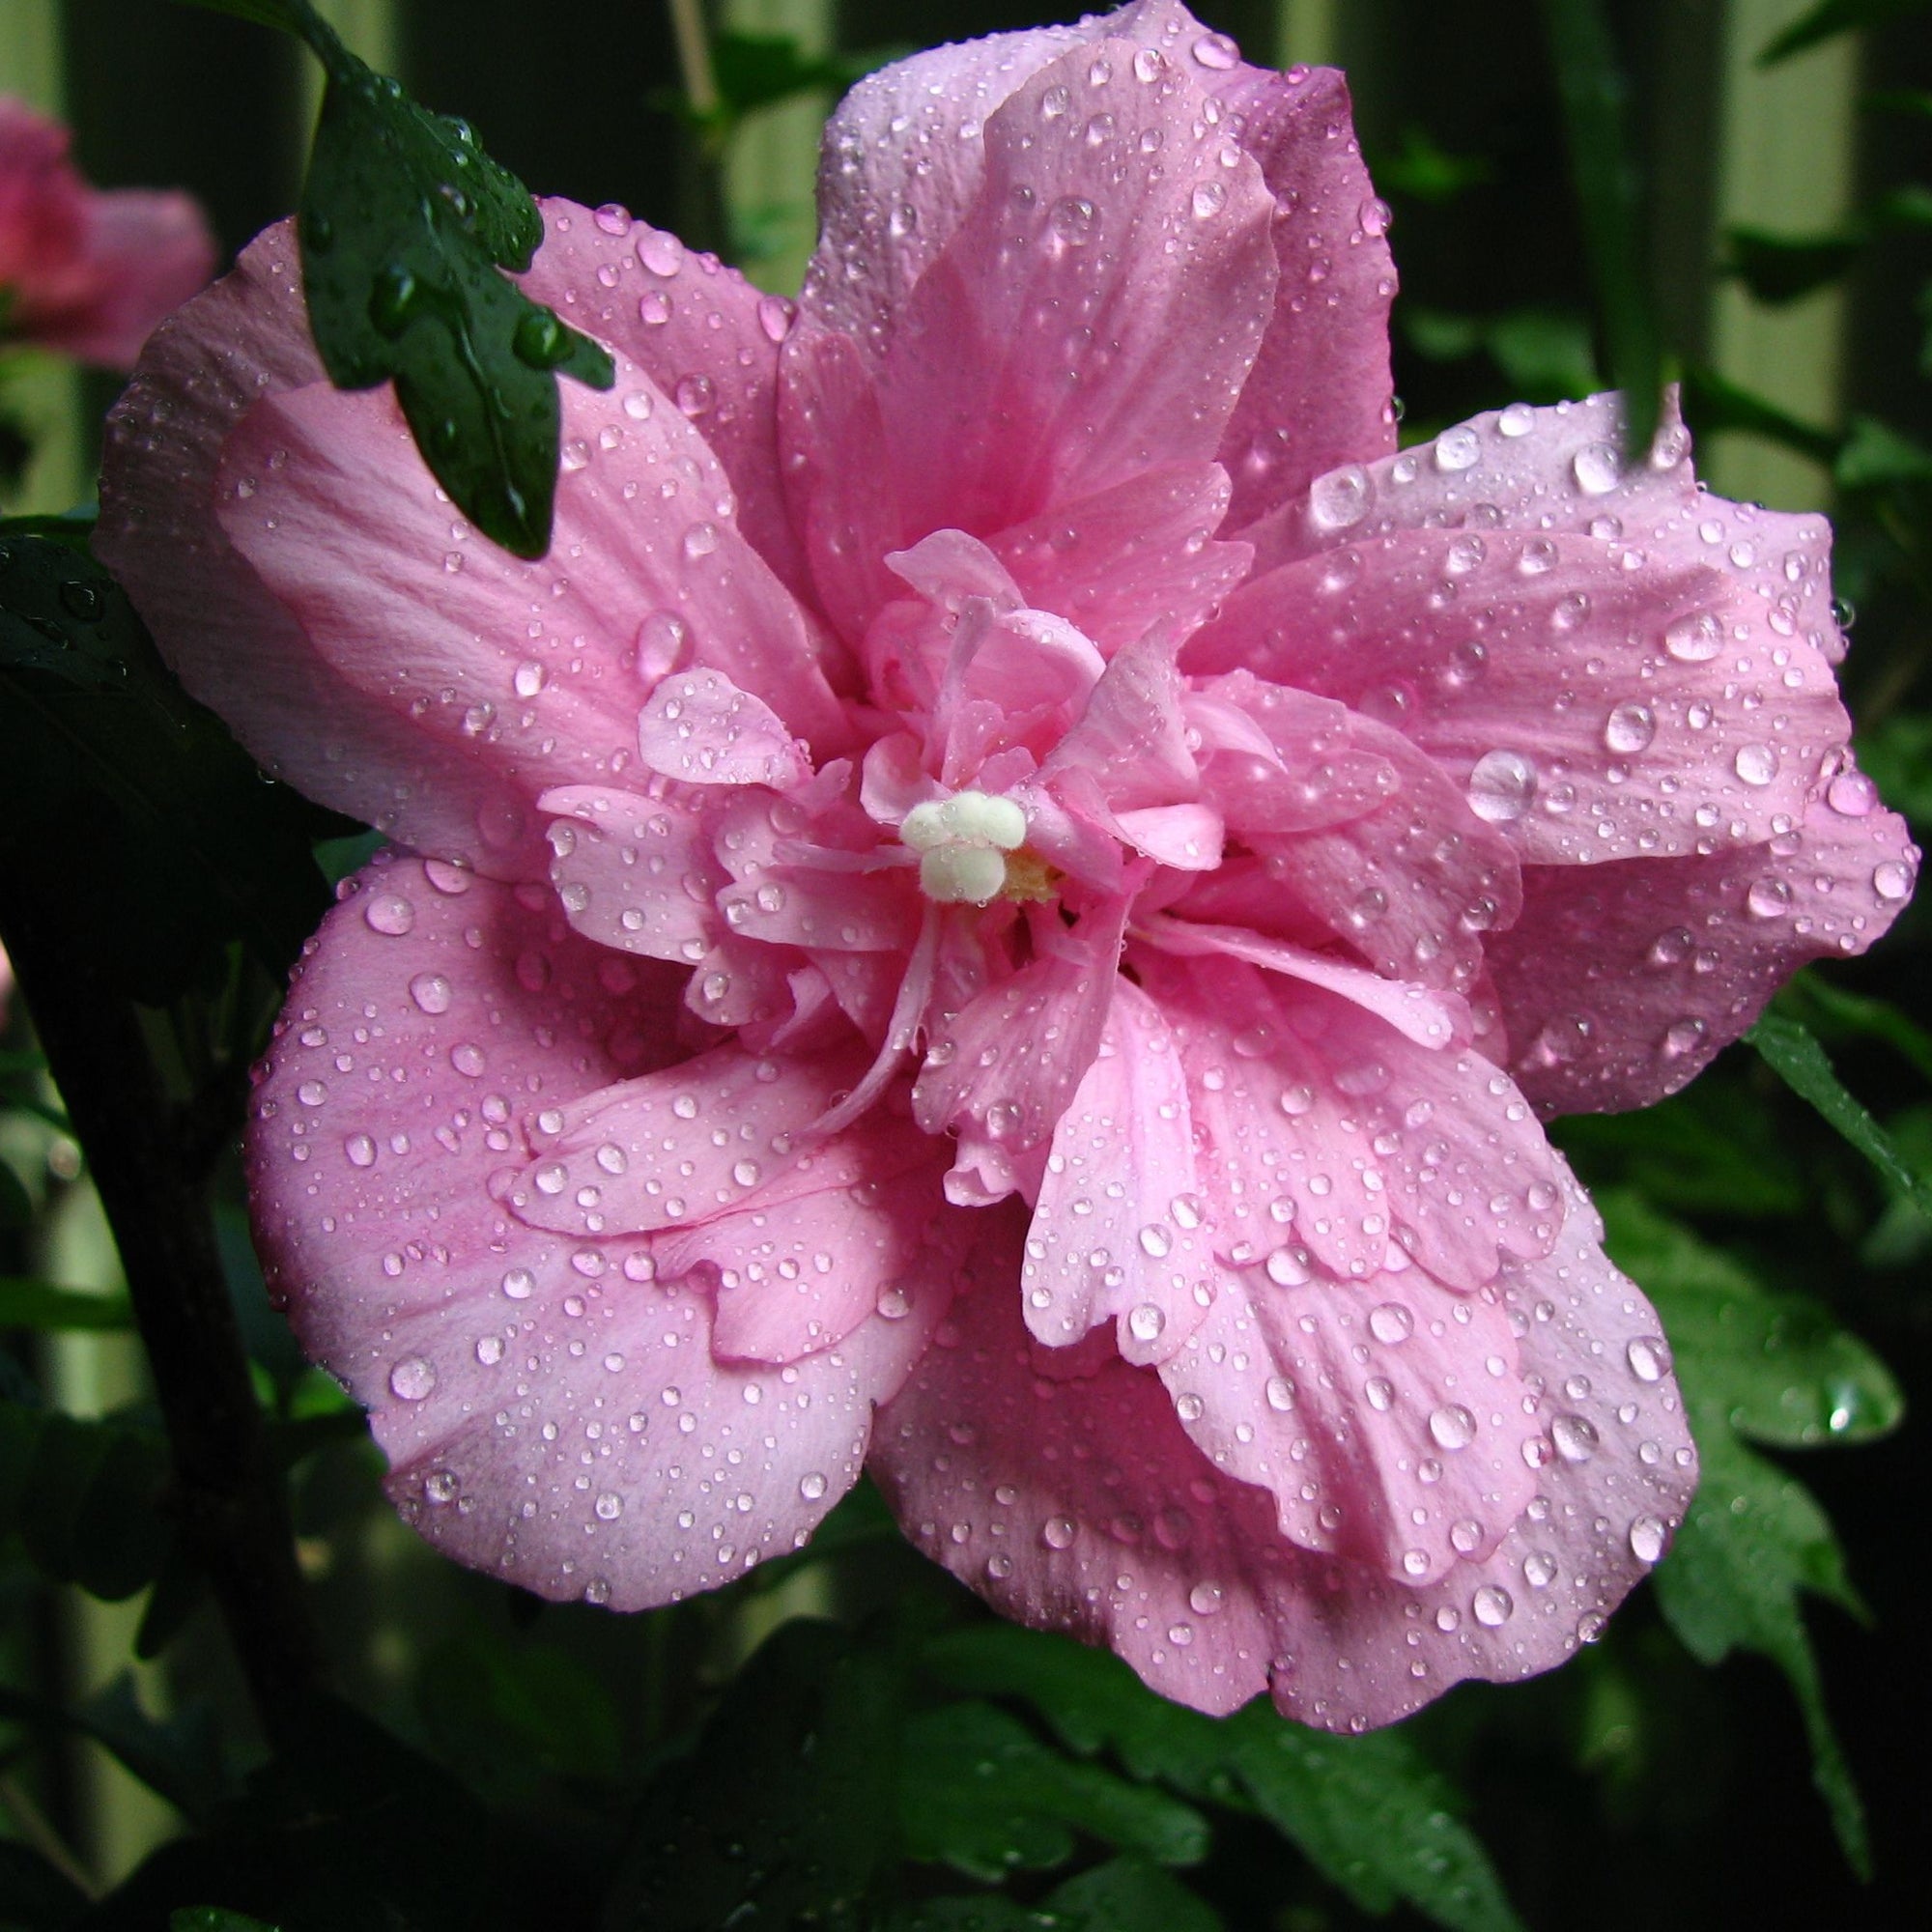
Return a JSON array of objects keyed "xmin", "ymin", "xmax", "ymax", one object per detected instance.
[
  {"xmin": 0, "ymin": 1277, "xmax": 135, "ymax": 1331},
  {"xmin": 0, "ymin": 1154, "xmax": 32, "ymax": 1231},
  {"xmin": 1372, "ymin": 125, "xmax": 1495, "ymax": 204},
  {"xmin": 170, "ymin": 1912, "xmax": 283, "ymax": 1932},
  {"xmin": 1595, "ymin": 1191, "xmax": 1879, "ymax": 1874},
  {"xmin": 177, "ymin": 0, "xmax": 612, "ymax": 555},
  {"xmin": 12, "ymin": 1406, "xmax": 171, "ymax": 1601},
  {"xmin": 607, "ymin": 1619, "xmax": 900, "ymax": 1931},
  {"xmin": 0, "ymin": 1836, "xmax": 89, "ymax": 1930},
  {"xmin": 1857, "ymin": 708, "xmax": 1932, "ymax": 828},
  {"xmin": 887, "ymin": 1903, "xmax": 1073, "ymax": 1932},
  {"xmin": 1599, "ymin": 1191, "xmax": 1903, "ymax": 1446},
  {"xmin": 1223, "ymin": 1707, "xmax": 1527, "ymax": 1932},
  {"xmin": 1681, "ymin": 366, "xmax": 1841, "ymax": 469},
  {"xmin": 1722, "ymin": 224, "xmax": 1863, "ymax": 303},
  {"xmin": 1551, "ymin": 1073, "xmax": 1809, "ymax": 1216},
  {"xmin": 1045, "ymin": 1858, "xmax": 1223, "ymax": 1932},
  {"xmin": 1538, "ymin": 0, "xmax": 1663, "ymax": 462},
  {"xmin": 0, "ymin": 1673, "xmax": 229, "ymax": 1820},
  {"xmin": 922, "ymin": 1624, "xmax": 1233, "ymax": 1803},
  {"xmin": 1653, "ymin": 1430, "xmax": 1869, "ymax": 1875},
  {"xmin": 901, "ymin": 1701, "xmax": 1209, "ymax": 1883},
  {"xmin": 1747, "ymin": 1012, "xmax": 1932, "ymax": 1213},
  {"xmin": 415, "ymin": 1632, "xmax": 621, "ymax": 1804},
  {"xmin": 0, "ymin": 538, "xmax": 334, "ymax": 1003},
  {"xmin": 1759, "ymin": 0, "xmax": 1930, "ymax": 68},
  {"xmin": 1834, "ymin": 413, "xmax": 1932, "ymax": 488},
  {"xmin": 1775, "ymin": 972, "xmax": 1932, "ymax": 1086}
]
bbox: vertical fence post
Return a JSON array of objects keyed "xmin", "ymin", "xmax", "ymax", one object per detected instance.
[{"xmin": 1708, "ymin": 0, "xmax": 1861, "ymax": 508}]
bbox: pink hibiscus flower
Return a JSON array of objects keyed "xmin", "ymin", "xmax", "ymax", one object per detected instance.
[
  {"xmin": 0, "ymin": 97, "xmax": 214, "ymax": 370},
  {"xmin": 96, "ymin": 2, "xmax": 1914, "ymax": 1730}
]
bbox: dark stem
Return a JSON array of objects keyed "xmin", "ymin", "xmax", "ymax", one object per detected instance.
[{"xmin": 0, "ymin": 889, "xmax": 322, "ymax": 1748}]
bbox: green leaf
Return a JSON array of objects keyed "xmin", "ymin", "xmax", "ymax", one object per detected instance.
[
  {"xmin": 174, "ymin": 0, "xmax": 309, "ymax": 28},
  {"xmin": 170, "ymin": 1911, "xmax": 282, "ymax": 1932},
  {"xmin": 1595, "ymin": 1191, "xmax": 1881, "ymax": 1874},
  {"xmin": 1722, "ymin": 224, "xmax": 1863, "ymax": 303},
  {"xmin": 0, "ymin": 1277, "xmax": 135, "ymax": 1331},
  {"xmin": 0, "ymin": 1154, "xmax": 32, "ymax": 1232},
  {"xmin": 1747, "ymin": 1011, "xmax": 1932, "ymax": 1214},
  {"xmin": 1, "ymin": 1403, "xmax": 172, "ymax": 1601},
  {"xmin": 606, "ymin": 1620, "xmax": 900, "ymax": 1931},
  {"xmin": 0, "ymin": 538, "xmax": 334, "ymax": 1002},
  {"xmin": 1538, "ymin": 0, "xmax": 1663, "ymax": 463},
  {"xmin": 901, "ymin": 1702, "xmax": 1210, "ymax": 1883},
  {"xmin": 1834, "ymin": 412, "xmax": 1932, "ymax": 488},
  {"xmin": 1223, "ymin": 1707, "xmax": 1527, "ymax": 1932},
  {"xmin": 1598, "ymin": 1191, "xmax": 1903, "ymax": 1447},
  {"xmin": 1774, "ymin": 972, "xmax": 1932, "ymax": 1087},
  {"xmin": 415, "ymin": 1632, "xmax": 621, "ymax": 1805},
  {"xmin": 1045, "ymin": 1858, "xmax": 1224, "ymax": 1932},
  {"xmin": 922, "ymin": 1624, "xmax": 1233, "ymax": 1803},
  {"xmin": 1857, "ymin": 708, "xmax": 1932, "ymax": 828},
  {"xmin": 0, "ymin": 1673, "xmax": 230, "ymax": 1820},
  {"xmin": 1680, "ymin": 366, "xmax": 1841, "ymax": 469},
  {"xmin": 1372, "ymin": 125, "xmax": 1495, "ymax": 204},
  {"xmin": 1759, "ymin": 0, "xmax": 1930, "ymax": 67},
  {"xmin": 1653, "ymin": 1431, "xmax": 1869, "ymax": 1874},
  {"xmin": 887, "ymin": 1902, "xmax": 1073, "ymax": 1932},
  {"xmin": 178, "ymin": 0, "xmax": 612, "ymax": 556}
]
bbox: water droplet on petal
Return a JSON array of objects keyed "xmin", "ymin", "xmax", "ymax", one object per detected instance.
[{"xmin": 389, "ymin": 1356, "xmax": 436, "ymax": 1401}]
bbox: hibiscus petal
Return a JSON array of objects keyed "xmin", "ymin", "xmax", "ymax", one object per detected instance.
[
  {"xmin": 1040, "ymin": 634, "xmax": 1201, "ymax": 811},
  {"xmin": 990, "ymin": 464, "xmax": 1253, "ymax": 656},
  {"xmin": 1146, "ymin": 954, "xmax": 1560, "ymax": 1291},
  {"xmin": 871, "ymin": 1166, "xmax": 1694, "ymax": 1730},
  {"xmin": 1488, "ymin": 787, "xmax": 1919, "ymax": 1112},
  {"xmin": 672, "ymin": 1152, "xmax": 965, "ymax": 1364},
  {"xmin": 1023, "ymin": 979, "xmax": 1209, "ymax": 1364},
  {"xmin": 214, "ymin": 348, "xmax": 850, "ymax": 811},
  {"xmin": 505, "ymin": 1039, "xmax": 872, "ymax": 1237},
  {"xmin": 637, "ymin": 669, "xmax": 813, "ymax": 789},
  {"xmin": 878, "ymin": 36, "xmax": 1278, "ymax": 538},
  {"xmin": 540, "ymin": 784, "xmax": 722, "ymax": 963},
  {"xmin": 95, "ymin": 225, "xmax": 550, "ymax": 876},
  {"xmin": 248, "ymin": 859, "xmax": 930, "ymax": 1606},
  {"xmin": 915, "ymin": 898, "xmax": 1130, "ymax": 1197},
  {"xmin": 1209, "ymin": 64, "xmax": 1398, "ymax": 528},
  {"xmin": 1188, "ymin": 526, "xmax": 1845, "ymax": 863},
  {"xmin": 518, "ymin": 198, "xmax": 812, "ymax": 603},
  {"xmin": 1160, "ymin": 1267, "xmax": 1536, "ymax": 1582}
]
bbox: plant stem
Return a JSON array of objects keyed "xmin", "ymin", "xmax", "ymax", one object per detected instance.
[{"xmin": 0, "ymin": 893, "xmax": 322, "ymax": 1749}]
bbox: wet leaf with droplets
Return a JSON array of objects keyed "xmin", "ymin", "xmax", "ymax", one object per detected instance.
[{"xmin": 184, "ymin": 0, "xmax": 614, "ymax": 557}]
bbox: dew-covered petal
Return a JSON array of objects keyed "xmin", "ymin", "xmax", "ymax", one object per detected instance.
[
  {"xmin": 1187, "ymin": 527, "xmax": 1845, "ymax": 864},
  {"xmin": 505, "ymin": 1038, "xmax": 873, "ymax": 1238},
  {"xmin": 1159, "ymin": 1267, "xmax": 1535, "ymax": 1583},
  {"xmin": 870, "ymin": 1163, "xmax": 1694, "ymax": 1731},
  {"xmin": 799, "ymin": 19, "xmax": 1094, "ymax": 360},
  {"xmin": 540, "ymin": 784, "xmax": 723, "ymax": 963},
  {"xmin": 1024, "ymin": 978, "xmax": 1208, "ymax": 1364},
  {"xmin": 989, "ymin": 464, "xmax": 1253, "ymax": 657},
  {"xmin": 1146, "ymin": 953, "xmax": 1562, "ymax": 1292},
  {"xmin": 876, "ymin": 35, "xmax": 1278, "ymax": 541},
  {"xmin": 213, "ymin": 347, "xmax": 851, "ymax": 815},
  {"xmin": 637, "ymin": 668, "xmax": 813, "ymax": 790},
  {"xmin": 96, "ymin": 225, "xmax": 550, "ymax": 877},
  {"xmin": 1210, "ymin": 64, "xmax": 1397, "ymax": 528},
  {"xmin": 670, "ymin": 1148, "xmax": 965, "ymax": 1364},
  {"xmin": 915, "ymin": 898, "xmax": 1129, "ymax": 1200},
  {"xmin": 1190, "ymin": 669, "xmax": 1522, "ymax": 992},
  {"xmin": 1488, "ymin": 788, "xmax": 1919, "ymax": 1112},
  {"xmin": 1039, "ymin": 634, "xmax": 1201, "ymax": 813},
  {"xmin": 520, "ymin": 198, "xmax": 811, "ymax": 601}
]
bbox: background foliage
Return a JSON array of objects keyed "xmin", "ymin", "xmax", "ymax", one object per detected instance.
[{"xmin": 2, "ymin": 0, "xmax": 1930, "ymax": 1926}]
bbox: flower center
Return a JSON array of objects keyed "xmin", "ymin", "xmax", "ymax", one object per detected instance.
[{"xmin": 900, "ymin": 789, "xmax": 1029, "ymax": 904}]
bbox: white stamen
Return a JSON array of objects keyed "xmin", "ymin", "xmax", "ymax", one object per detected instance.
[{"xmin": 901, "ymin": 789, "xmax": 1029, "ymax": 903}]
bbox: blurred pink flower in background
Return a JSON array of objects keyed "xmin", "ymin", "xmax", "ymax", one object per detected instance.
[
  {"xmin": 0, "ymin": 96, "xmax": 214, "ymax": 369},
  {"xmin": 97, "ymin": 0, "xmax": 1914, "ymax": 1729}
]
